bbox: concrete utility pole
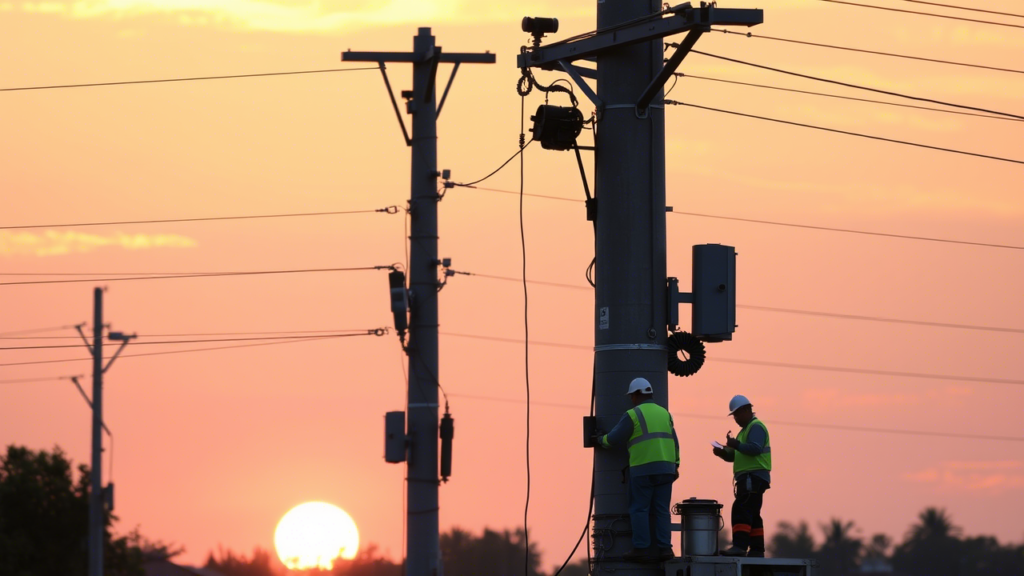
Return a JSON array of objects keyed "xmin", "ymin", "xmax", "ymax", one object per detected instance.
[
  {"xmin": 79, "ymin": 287, "xmax": 134, "ymax": 576},
  {"xmin": 517, "ymin": 3, "xmax": 761, "ymax": 573},
  {"xmin": 342, "ymin": 30, "xmax": 493, "ymax": 576}
]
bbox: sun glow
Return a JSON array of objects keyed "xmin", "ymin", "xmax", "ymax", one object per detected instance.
[{"xmin": 274, "ymin": 502, "xmax": 359, "ymax": 570}]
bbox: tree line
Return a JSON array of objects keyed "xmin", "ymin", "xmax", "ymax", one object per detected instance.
[{"xmin": 3, "ymin": 445, "xmax": 1021, "ymax": 576}]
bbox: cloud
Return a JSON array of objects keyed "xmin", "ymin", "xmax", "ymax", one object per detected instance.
[
  {"xmin": 904, "ymin": 461, "xmax": 1024, "ymax": 493},
  {"xmin": 0, "ymin": 230, "xmax": 197, "ymax": 257},
  {"xmin": 5, "ymin": 0, "xmax": 567, "ymax": 32}
]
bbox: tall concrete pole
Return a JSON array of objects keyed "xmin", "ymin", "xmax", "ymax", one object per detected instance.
[
  {"xmin": 88, "ymin": 287, "xmax": 104, "ymax": 576},
  {"xmin": 593, "ymin": 0, "xmax": 668, "ymax": 573},
  {"xmin": 406, "ymin": 27, "xmax": 441, "ymax": 576}
]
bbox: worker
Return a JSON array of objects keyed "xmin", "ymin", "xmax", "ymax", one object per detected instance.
[
  {"xmin": 597, "ymin": 377, "xmax": 680, "ymax": 562},
  {"xmin": 712, "ymin": 394, "xmax": 771, "ymax": 557}
]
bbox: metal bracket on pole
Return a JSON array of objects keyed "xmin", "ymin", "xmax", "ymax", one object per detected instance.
[
  {"xmin": 437, "ymin": 62, "xmax": 460, "ymax": 118},
  {"xmin": 423, "ymin": 47, "xmax": 441, "ymax": 103},
  {"xmin": 558, "ymin": 60, "xmax": 603, "ymax": 110},
  {"xmin": 667, "ymin": 277, "xmax": 693, "ymax": 330},
  {"xmin": 103, "ymin": 334, "xmax": 135, "ymax": 373},
  {"xmin": 636, "ymin": 28, "xmax": 704, "ymax": 113},
  {"xmin": 378, "ymin": 64, "xmax": 413, "ymax": 146}
]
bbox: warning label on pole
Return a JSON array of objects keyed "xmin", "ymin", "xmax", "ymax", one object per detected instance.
[{"xmin": 599, "ymin": 307, "xmax": 609, "ymax": 330}]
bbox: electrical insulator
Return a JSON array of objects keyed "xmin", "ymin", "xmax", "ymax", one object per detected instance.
[
  {"xmin": 388, "ymin": 270, "xmax": 409, "ymax": 339},
  {"xmin": 440, "ymin": 412, "xmax": 454, "ymax": 481},
  {"xmin": 529, "ymin": 105, "xmax": 584, "ymax": 151}
]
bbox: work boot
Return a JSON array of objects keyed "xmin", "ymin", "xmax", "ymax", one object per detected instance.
[
  {"xmin": 658, "ymin": 547, "xmax": 675, "ymax": 561},
  {"xmin": 747, "ymin": 549, "xmax": 765, "ymax": 558},
  {"xmin": 721, "ymin": 546, "xmax": 748, "ymax": 557},
  {"xmin": 624, "ymin": 547, "xmax": 655, "ymax": 562}
]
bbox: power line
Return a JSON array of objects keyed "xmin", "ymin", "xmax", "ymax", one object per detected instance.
[
  {"xmin": 709, "ymin": 28, "xmax": 1024, "ymax": 75},
  {"xmin": 899, "ymin": 0, "xmax": 1024, "ymax": 19},
  {"xmin": 0, "ymin": 331, "xmax": 384, "ymax": 368},
  {"xmin": 447, "ymin": 393, "xmax": 1024, "ymax": 443},
  {"xmin": 439, "ymin": 332, "xmax": 1024, "ymax": 386},
  {"xmin": 0, "ymin": 376, "xmax": 78, "ymax": 384},
  {"xmin": 666, "ymin": 100, "xmax": 1024, "ymax": 166},
  {"xmin": 460, "ymin": 185, "xmax": 1024, "ymax": 250},
  {"xmin": 0, "ymin": 331, "xmax": 383, "ymax": 351},
  {"xmin": 674, "ymin": 72, "xmax": 1021, "ymax": 122},
  {"xmin": 690, "ymin": 50, "xmax": 1024, "ymax": 121},
  {"xmin": 0, "ymin": 67, "xmax": 380, "ymax": 93},
  {"xmin": 0, "ymin": 206, "xmax": 399, "ymax": 231},
  {"xmin": 0, "ymin": 325, "xmax": 80, "ymax": 337},
  {"xmin": 0, "ymin": 328, "xmax": 373, "ymax": 340},
  {"xmin": 452, "ymin": 140, "xmax": 533, "ymax": 188},
  {"xmin": 817, "ymin": 0, "xmax": 1024, "ymax": 29},
  {"xmin": 462, "ymin": 272, "xmax": 1024, "ymax": 334},
  {"xmin": 667, "ymin": 210, "xmax": 1024, "ymax": 250},
  {"xmin": 0, "ymin": 266, "xmax": 389, "ymax": 287}
]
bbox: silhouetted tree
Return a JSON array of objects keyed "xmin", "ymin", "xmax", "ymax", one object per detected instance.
[
  {"xmin": 892, "ymin": 508, "xmax": 962, "ymax": 576},
  {"xmin": 768, "ymin": 521, "xmax": 815, "ymax": 559},
  {"xmin": 441, "ymin": 527, "xmax": 542, "ymax": 576},
  {"xmin": 205, "ymin": 546, "xmax": 277, "ymax": 576},
  {"xmin": 0, "ymin": 445, "xmax": 149, "ymax": 576},
  {"xmin": 815, "ymin": 518, "xmax": 862, "ymax": 575}
]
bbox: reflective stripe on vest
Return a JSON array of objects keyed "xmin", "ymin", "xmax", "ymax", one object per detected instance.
[
  {"xmin": 733, "ymin": 418, "xmax": 772, "ymax": 474},
  {"xmin": 626, "ymin": 403, "xmax": 678, "ymax": 468}
]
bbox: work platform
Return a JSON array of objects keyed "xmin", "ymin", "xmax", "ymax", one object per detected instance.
[{"xmin": 662, "ymin": 555, "xmax": 815, "ymax": 576}]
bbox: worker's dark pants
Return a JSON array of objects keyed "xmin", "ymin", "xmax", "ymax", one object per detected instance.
[
  {"xmin": 629, "ymin": 473, "xmax": 676, "ymax": 550},
  {"xmin": 731, "ymin": 474, "xmax": 769, "ymax": 553}
]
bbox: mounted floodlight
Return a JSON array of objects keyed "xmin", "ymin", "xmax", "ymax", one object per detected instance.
[
  {"xmin": 522, "ymin": 17, "xmax": 558, "ymax": 45},
  {"xmin": 530, "ymin": 105, "xmax": 584, "ymax": 151}
]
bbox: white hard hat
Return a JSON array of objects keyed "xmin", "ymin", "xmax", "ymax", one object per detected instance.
[
  {"xmin": 728, "ymin": 395, "xmax": 752, "ymax": 415},
  {"xmin": 626, "ymin": 378, "xmax": 654, "ymax": 395}
]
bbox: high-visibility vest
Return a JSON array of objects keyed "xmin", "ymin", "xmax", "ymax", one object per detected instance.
[
  {"xmin": 625, "ymin": 403, "xmax": 678, "ymax": 469},
  {"xmin": 733, "ymin": 418, "xmax": 772, "ymax": 475}
]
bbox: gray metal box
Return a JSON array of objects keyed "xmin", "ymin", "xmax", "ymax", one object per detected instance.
[
  {"xmin": 385, "ymin": 411, "xmax": 407, "ymax": 463},
  {"xmin": 692, "ymin": 244, "xmax": 736, "ymax": 342}
]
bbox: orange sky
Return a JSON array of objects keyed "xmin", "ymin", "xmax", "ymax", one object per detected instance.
[{"xmin": 2, "ymin": 0, "xmax": 1023, "ymax": 569}]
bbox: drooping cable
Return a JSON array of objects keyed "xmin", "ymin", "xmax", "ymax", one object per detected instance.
[
  {"xmin": 673, "ymin": 72, "xmax": 1021, "ymax": 122},
  {"xmin": 0, "ymin": 332, "xmax": 381, "ymax": 351},
  {"xmin": 898, "ymin": 0, "xmax": 1024, "ymax": 19},
  {"xmin": 0, "ymin": 206, "xmax": 399, "ymax": 231},
  {"xmin": 817, "ymin": 0, "xmax": 1024, "ymax": 29},
  {"xmin": 665, "ymin": 100, "xmax": 1024, "ymax": 166},
  {"xmin": 709, "ymin": 28, "xmax": 1024, "ymax": 75},
  {"xmin": 452, "ymin": 141, "xmax": 534, "ymax": 188},
  {"xmin": 0, "ymin": 325, "xmax": 80, "ymax": 337},
  {"xmin": 690, "ymin": 50, "xmax": 1024, "ymax": 121},
  {"xmin": 0, "ymin": 67, "xmax": 380, "ymax": 93},
  {"xmin": 519, "ymin": 93, "xmax": 533, "ymax": 576}
]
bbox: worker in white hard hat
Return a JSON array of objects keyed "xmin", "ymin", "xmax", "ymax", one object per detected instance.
[
  {"xmin": 596, "ymin": 377, "xmax": 680, "ymax": 563},
  {"xmin": 712, "ymin": 394, "xmax": 772, "ymax": 557}
]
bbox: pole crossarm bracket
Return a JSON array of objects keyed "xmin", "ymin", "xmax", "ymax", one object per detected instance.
[
  {"xmin": 558, "ymin": 60, "xmax": 603, "ymax": 109},
  {"xmin": 342, "ymin": 48, "xmax": 495, "ymax": 146},
  {"xmin": 516, "ymin": 5, "xmax": 762, "ymax": 71}
]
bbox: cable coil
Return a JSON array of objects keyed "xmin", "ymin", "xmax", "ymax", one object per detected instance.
[{"xmin": 667, "ymin": 331, "xmax": 706, "ymax": 378}]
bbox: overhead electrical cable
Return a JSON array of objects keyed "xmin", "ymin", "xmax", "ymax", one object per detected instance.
[
  {"xmin": 0, "ymin": 67, "xmax": 380, "ymax": 93},
  {"xmin": 0, "ymin": 266, "xmax": 389, "ymax": 287},
  {"xmin": 439, "ymin": 332, "xmax": 1024, "ymax": 386},
  {"xmin": 452, "ymin": 141, "xmax": 534, "ymax": 188},
  {"xmin": 447, "ymin": 393, "xmax": 1024, "ymax": 443},
  {"xmin": 708, "ymin": 28, "xmax": 1024, "ymax": 75},
  {"xmin": 0, "ymin": 331, "xmax": 384, "ymax": 368},
  {"xmin": 460, "ymin": 272, "xmax": 1024, "ymax": 334},
  {"xmin": 690, "ymin": 50, "xmax": 1024, "ymax": 121},
  {"xmin": 1, "ymin": 329, "xmax": 375, "ymax": 340},
  {"xmin": 0, "ymin": 376, "xmax": 79, "ymax": 384},
  {"xmin": 673, "ymin": 72, "xmax": 1022, "ymax": 122},
  {"xmin": 461, "ymin": 185, "xmax": 1024, "ymax": 250},
  {"xmin": 0, "ymin": 332, "xmax": 383, "ymax": 351},
  {"xmin": 518, "ymin": 98, "xmax": 533, "ymax": 576},
  {"xmin": 665, "ymin": 100, "xmax": 1024, "ymax": 166},
  {"xmin": 899, "ymin": 0, "xmax": 1024, "ymax": 19},
  {"xmin": 0, "ymin": 206, "xmax": 399, "ymax": 231},
  {"xmin": 0, "ymin": 325, "xmax": 80, "ymax": 337},
  {"xmin": 817, "ymin": 0, "xmax": 1024, "ymax": 29}
]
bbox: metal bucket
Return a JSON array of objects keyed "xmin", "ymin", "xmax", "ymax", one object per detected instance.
[{"xmin": 675, "ymin": 497, "xmax": 723, "ymax": 556}]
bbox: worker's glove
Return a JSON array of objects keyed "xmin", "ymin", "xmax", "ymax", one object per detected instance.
[
  {"xmin": 725, "ymin": 436, "xmax": 740, "ymax": 449},
  {"xmin": 712, "ymin": 446, "xmax": 728, "ymax": 458}
]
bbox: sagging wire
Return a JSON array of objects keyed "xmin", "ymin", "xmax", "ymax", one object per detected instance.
[{"xmin": 520, "ymin": 90, "xmax": 533, "ymax": 576}]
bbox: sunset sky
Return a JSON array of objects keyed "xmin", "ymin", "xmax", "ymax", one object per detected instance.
[{"xmin": 2, "ymin": 0, "xmax": 1022, "ymax": 568}]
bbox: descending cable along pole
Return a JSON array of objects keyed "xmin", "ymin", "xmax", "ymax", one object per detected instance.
[{"xmin": 343, "ymin": 31, "xmax": 494, "ymax": 576}]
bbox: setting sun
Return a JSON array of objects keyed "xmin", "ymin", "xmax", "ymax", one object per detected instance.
[{"xmin": 274, "ymin": 502, "xmax": 359, "ymax": 570}]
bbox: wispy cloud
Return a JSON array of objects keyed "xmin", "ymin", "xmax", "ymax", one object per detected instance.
[
  {"xmin": 905, "ymin": 460, "xmax": 1024, "ymax": 493},
  {"xmin": 0, "ymin": 230, "xmax": 197, "ymax": 257},
  {"xmin": 4, "ymin": 0, "xmax": 567, "ymax": 32}
]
